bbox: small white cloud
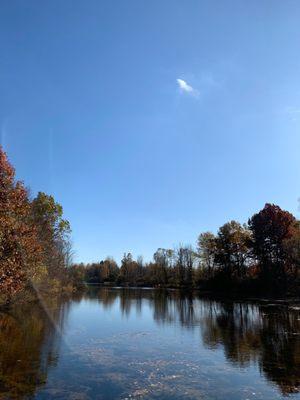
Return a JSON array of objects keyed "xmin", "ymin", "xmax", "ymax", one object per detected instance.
[
  {"xmin": 177, "ymin": 78, "xmax": 193, "ymax": 92},
  {"xmin": 176, "ymin": 78, "xmax": 198, "ymax": 96}
]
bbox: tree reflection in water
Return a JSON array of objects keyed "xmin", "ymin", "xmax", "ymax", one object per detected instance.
[
  {"xmin": 0, "ymin": 288, "xmax": 299, "ymax": 398},
  {"xmin": 0, "ymin": 297, "xmax": 69, "ymax": 399},
  {"xmin": 95, "ymin": 288, "xmax": 300, "ymax": 395}
]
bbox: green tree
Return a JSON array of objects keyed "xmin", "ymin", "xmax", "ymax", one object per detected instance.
[{"xmin": 31, "ymin": 192, "xmax": 71, "ymax": 281}]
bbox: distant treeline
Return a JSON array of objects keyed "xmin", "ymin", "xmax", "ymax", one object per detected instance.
[
  {"xmin": 72, "ymin": 204, "xmax": 300, "ymax": 296},
  {"xmin": 0, "ymin": 147, "xmax": 73, "ymax": 304}
]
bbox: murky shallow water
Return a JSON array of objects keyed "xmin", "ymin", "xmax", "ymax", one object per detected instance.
[{"xmin": 0, "ymin": 287, "xmax": 299, "ymax": 399}]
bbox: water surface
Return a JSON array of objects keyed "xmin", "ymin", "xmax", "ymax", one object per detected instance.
[{"xmin": 0, "ymin": 288, "xmax": 299, "ymax": 399}]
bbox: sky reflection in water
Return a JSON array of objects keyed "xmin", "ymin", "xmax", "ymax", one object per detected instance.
[{"xmin": 0, "ymin": 288, "xmax": 299, "ymax": 400}]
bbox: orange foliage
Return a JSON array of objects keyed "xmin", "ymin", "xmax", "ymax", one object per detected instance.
[{"xmin": 0, "ymin": 147, "xmax": 42, "ymax": 298}]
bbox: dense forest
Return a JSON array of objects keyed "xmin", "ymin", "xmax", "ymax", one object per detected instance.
[{"xmin": 0, "ymin": 146, "xmax": 299, "ymax": 304}]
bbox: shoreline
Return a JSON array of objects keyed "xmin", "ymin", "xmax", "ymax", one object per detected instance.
[{"xmin": 85, "ymin": 283, "xmax": 300, "ymax": 304}]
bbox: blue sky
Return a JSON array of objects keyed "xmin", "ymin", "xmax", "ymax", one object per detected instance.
[{"xmin": 1, "ymin": 0, "xmax": 300, "ymax": 263}]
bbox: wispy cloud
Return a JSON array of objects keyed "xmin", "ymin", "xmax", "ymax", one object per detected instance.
[{"xmin": 176, "ymin": 78, "xmax": 198, "ymax": 96}]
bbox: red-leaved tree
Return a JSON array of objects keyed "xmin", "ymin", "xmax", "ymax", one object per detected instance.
[
  {"xmin": 0, "ymin": 147, "xmax": 41, "ymax": 298},
  {"xmin": 248, "ymin": 203, "xmax": 297, "ymax": 288}
]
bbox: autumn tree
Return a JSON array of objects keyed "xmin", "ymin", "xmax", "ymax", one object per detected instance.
[
  {"xmin": 175, "ymin": 247, "xmax": 185, "ymax": 286},
  {"xmin": 248, "ymin": 203, "xmax": 297, "ymax": 289},
  {"xmin": 31, "ymin": 192, "xmax": 71, "ymax": 282},
  {"xmin": 69, "ymin": 262, "xmax": 86, "ymax": 287},
  {"xmin": 183, "ymin": 246, "xmax": 195, "ymax": 286},
  {"xmin": 197, "ymin": 232, "xmax": 217, "ymax": 279},
  {"xmin": 173, "ymin": 246, "xmax": 195, "ymax": 287},
  {"xmin": 119, "ymin": 253, "xmax": 132, "ymax": 283},
  {"xmin": 153, "ymin": 248, "xmax": 173, "ymax": 285},
  {"xmin": 84, "ymin": 263, "xmax": 101, "ymax": 283},
  {"xmin": 100, "ymin": 258, "xmax": 119, "ymax": 282},
  {"xmin": 119, "ymin": 253, "xmax": 140, "ymax": 284},
  {"xmin": 215, "ymin": 221, "xmax": 251, "ymax": 280},
  {"xmin": 0, "ymin": 147, "xmax": 41, "ymax": 298},
  {"xmin": 283, "ymin": 225, "xmax": 300, "ymax": 283}
]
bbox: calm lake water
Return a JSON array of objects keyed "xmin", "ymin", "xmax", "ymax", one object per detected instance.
[{"xmin": 0, "ymin": 288, "xmax": 299, "ymax": 400}]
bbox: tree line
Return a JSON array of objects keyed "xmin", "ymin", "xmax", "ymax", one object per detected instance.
[
  {"xmin": 72, "ymin": 204, "xmax": 300, "ymax": 295},
  {"xmin": 0, "ymin": 145, "xmax": 299, "ymax": 300},
  {"xmin": 0, "ymin": 147, "xmax": 73, "ymax": 303}
]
